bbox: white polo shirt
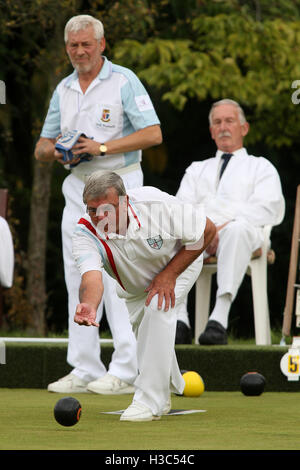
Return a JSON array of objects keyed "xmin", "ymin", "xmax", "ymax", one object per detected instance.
[
  {"xmin": 40, "ymin": 56, "xmax": 160, "ymax": 179},
  {"xmin": 72, "ymin": 186, "xmax": 206, "ymax": 296}
]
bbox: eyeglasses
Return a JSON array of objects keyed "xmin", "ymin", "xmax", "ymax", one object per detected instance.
[
  {"xmin": 86, "ymin": 204, "xmax": 118, "ymax": 217},
  {"xmin": 86, "ymin": 206, "xmax": 97, "ymax": 216}
]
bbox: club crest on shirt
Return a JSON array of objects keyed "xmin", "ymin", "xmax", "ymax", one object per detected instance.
[
  {"xmin": 101, "ymin": 108, "xmax": 111, "ymax": 122},
  {"xmin": 147, "ymin": 235, "xmax": 163, "ymax": 250}
]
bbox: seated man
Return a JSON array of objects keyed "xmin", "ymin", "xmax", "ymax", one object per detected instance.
[
  {"xmin": 176, "ymin": 99, "xmax": 285, "ymax": 345},
  {"xmin": 72, "ymin": 171, "xmax": 216, "ymax": 421}
]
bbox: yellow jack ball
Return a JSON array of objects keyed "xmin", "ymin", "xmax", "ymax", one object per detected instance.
[{"xmin": 182, "ymin": 371, "xmax": 205, "ymax": 397}]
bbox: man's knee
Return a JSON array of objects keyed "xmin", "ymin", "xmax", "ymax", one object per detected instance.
[
  {"xmin": 146, "ymin": 296, "xmax": 166, "ymax": 313},
  {"xmin": 220, "ymin": 219, "xmax": 255, "ymax": 243},
  {"xmin": 145, "ymin": 296, "xmax": 180, "ymax": 318},
  {"xmin": 224, "ymin": 219, "xmax": 250, "ymax": 233},
  {"xmin": 217, "ymin": 220, "xmax": 256, "ymax": 259}
]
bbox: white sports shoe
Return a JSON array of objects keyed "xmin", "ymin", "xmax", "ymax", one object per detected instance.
[
  {"xmin": 87, "ymin": 373, "xmax": 135, "ymax": 395},
  {"xmin": 47, "ymin": 373, "xmax": 89, "ymax": 393},
  {"xmin": 120, "ymin": 401, "xmax": 155, "ymax": 422},
  {"xmin": 120, "ymin": 397, "xmax": 172, "ymax": 422}
]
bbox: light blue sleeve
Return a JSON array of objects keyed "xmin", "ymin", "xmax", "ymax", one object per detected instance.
[
  {"xmin": 72, "ymin": 226, "xmax": 104, "ymax": 275},
  {"xmin": 40, "ymin": 88, "xmax": 61, "ymax": 138},
  {"xmin": 120, "ymin": 68, "xmax": 160, "ymax": 131}
]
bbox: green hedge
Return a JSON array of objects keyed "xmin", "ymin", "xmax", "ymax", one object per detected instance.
[
  {"xmin": 0, "ymin": 343, "xmax": 299, "ymax": 392},
  {"xmin": 175, "ymin": 345, "xmax": 300, "ymax": 392}
]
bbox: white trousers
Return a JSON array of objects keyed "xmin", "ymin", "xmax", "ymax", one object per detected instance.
[
  {"xmin": 215, "ymin": 219, "xmax": 263, "ymax": 300},
  {"xmin": 117, "ymin": 256, "xmax": 203, "ymax": 415},
  {"xmin": 177, "ymin": 219, "xmax": 263, "ymax": 323},
  {"xmin": 61, "ymin": 169, "xmax": 143, "ymax": 383}
]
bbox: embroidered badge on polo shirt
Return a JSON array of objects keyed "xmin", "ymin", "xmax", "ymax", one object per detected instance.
[
  {"xmin": 147, "ymin": 235, "xmax": 163, "ymax": 250},
  {"xmin": 101, "ymin": 108, "xmax": 111, "ymax": 122},
  {"xmin": 96, "ymin": 104, "xmax": 118, "ymax": 129},
  {"xmin": 135, "ymin": 95, "xmax": 154, "ymax": 112}
]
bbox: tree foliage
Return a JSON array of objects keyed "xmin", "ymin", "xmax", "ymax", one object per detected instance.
[
  {"xmin": 0, "ymin": 0, "xmax": 299, "ymax": 335},
  {"xmin": 0, "ymin": 0, "xmax": 79, "ymax": 331},
  {"xmin": 113, "ymin": 1, "xmax": 300, "ymax": 147}
]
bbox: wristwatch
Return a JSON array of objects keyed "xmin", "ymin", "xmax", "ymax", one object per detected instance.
[{"xmin": 99, "ymin": 143, "xmax": 107, "ymax": 156}]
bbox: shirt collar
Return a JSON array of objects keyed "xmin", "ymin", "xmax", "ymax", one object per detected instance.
[
  {"xmin": 215, "ymin": 147, "xmax": 248, "ymax": 159},
  {"xmin": 65, "ymin": 56, "xmax": 112, "ymax": 89},
  {"xmin": 98, "ymin": 56, "xmax": 112, "ymax": 80},
  {"xmin": 122, "ymin": 201, "xmax": 142, "ymax": 240}
]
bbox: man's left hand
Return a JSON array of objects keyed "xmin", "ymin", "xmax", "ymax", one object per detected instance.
[
  {"xmin": 145, "ymin": 272, "xmax": 176, "ymax": 312},
  {"xmin": 72, "ymin": 136, "xmax": 100, "ymax": 156}
]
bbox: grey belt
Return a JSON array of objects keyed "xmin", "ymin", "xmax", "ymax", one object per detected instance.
[{"xmin": 71, "ymin": 162, "xmax": 142, "ymax": 183}]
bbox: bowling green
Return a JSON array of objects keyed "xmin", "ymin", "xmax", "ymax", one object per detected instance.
[{"xmin": 0, "ymin": 388, "xmax": 299, "ymax": 450}]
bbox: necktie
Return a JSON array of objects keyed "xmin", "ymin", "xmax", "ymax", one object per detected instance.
[{"xmin": 219, "ymin": 153, "xmax": 233, "ymax": 180}]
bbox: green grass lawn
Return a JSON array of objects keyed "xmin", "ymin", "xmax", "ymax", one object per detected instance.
[{"xmin": 0, "ymin": 388, "xmax": 299, "ymax": 451}]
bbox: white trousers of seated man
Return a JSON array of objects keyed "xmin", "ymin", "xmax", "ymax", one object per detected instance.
[
  {"xmin": 117, "ymin": 256, "xmax": 203, "ymax": 416},
  {"xmin": 62, "ymin": 170, "xmax": 142, "ymax": 384},
  {"xmin": 177, "ymin": 219, "xmax": 264, "ymax": 330}
]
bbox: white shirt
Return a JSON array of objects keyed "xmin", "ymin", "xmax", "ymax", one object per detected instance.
[
  {"xmin": 176, "ymin": 148, "xmax": 285, "ymax": 227},
  {"xmin": 40, "ymin": 57, "xmax": 160, "ymax": 179},
  {"xmin": 72, "ymin": 186, "xmax": 206, "ymax": 296}
]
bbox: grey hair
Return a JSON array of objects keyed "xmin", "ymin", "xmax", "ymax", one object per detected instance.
[
  {"xmin": 208, "ymin": 99, "xmax": 247, "ymax": 126},
  {"xmin": 64, "ymin": 15, "xmax": 104, "ymax": 43},
  {"xmin": 83, "ymin": 171, "xmax": 126, "ymax": 204}
]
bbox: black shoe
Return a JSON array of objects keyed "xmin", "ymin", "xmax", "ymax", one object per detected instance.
[
  {"xmin": 198, "ymin": 320, "xmax": 228, "ymax": 345},
  {"xmin": 175, "ymin": 320, "xmax": 192, "ymax": 344}
]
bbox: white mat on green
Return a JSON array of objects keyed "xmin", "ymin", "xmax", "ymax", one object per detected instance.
[{"xmin": 100, "ymin": 409, "xmax": 206, "ymax": 415}]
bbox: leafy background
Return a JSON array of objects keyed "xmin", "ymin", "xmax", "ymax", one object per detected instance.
[{"xmin": 0, "ymin": 0, "xmax": 299, "ymax": 338}]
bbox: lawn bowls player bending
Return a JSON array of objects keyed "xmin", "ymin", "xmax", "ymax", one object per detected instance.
[{"xmin": 72, "ymin": 171, "xmax": 216, "ymax": 422}]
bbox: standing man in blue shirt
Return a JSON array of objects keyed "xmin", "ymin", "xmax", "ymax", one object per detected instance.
[{"xmin": 34, "ymin": 14, "xmax": 162, "ymax": 394}]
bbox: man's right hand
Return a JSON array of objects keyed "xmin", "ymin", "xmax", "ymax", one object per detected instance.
[
  {"xmin": 54, "ymin": 148, "xmax": 65, "ymax": 164},
  {"xmin": 205, "ymin": 221, "xmax": 231, "ymax": 256},
  {"xmin": 206, "ymin": 231, "xmax": 219, "ymax": 256},
  {"xmin": 34, "ymin": 136, "xmax": 81, "ymax": 165},
  {"xmin": 74, "ymin": 303, "xmax": 99, "ymax": 327},
  {"xmin": 54, "ymin": 134, "xmax": 81, "ymax": 166},
  {"xmin": 53, "ymin": 148, "xmax": 81, "ymax": 166}
]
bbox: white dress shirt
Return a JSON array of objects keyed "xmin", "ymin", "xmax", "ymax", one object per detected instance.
[{"xmin": 176, "ymin": 147, "xmax": 285, "ymax": 227}]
